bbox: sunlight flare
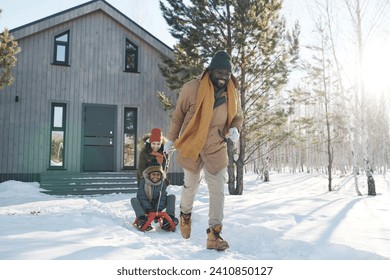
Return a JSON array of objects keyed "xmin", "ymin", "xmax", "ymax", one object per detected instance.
[{"xmin": 362, "ymin": 39, "xmax": 390, "ymax": 96}]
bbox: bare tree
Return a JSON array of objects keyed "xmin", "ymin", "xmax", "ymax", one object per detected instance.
[{"xmin": 344, "ymin": 0, "xmax": 390, "ymax": 195}]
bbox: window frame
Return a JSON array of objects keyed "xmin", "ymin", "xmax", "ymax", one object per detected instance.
[
  {"xmin": 123, "ymin": 107, "xmax": 138, "ymax": 170},
  {"xmin": 125, "ymin": 39, "xmax": 138, "ymax": 73},
  {"xmin": 49, "ymin": 103, "xmax": 67, "ymax": 170},
  {"xmin": 53, "ymin": 30, "xmax": 70, "ymax": 65}
]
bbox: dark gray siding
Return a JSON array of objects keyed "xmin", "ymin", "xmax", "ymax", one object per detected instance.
[{"xmin": 0, "ymin": 1, "xmax": 181, "ymax": 181}]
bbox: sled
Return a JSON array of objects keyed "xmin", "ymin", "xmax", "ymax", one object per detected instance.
[{"xmin": 133, "ymin": 211, "xmax": 177, "ymax": 232}]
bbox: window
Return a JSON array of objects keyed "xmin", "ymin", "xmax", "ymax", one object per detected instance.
[
  {"xmin": 125, "ymin": 39, "xmax": 138, "ymax": 72},
  {"xmin": 123, "ymin": 108, "xmax": 137, "ymax": 169},
  {"xmin": 49, "ymin": 103, "xmax": 66, "ymax": 169},
  {"xmin": 53, "ymin": 31, "xmax": 70, "ymax": 65}
]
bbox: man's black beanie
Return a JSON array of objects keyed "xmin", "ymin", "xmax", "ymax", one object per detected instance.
[{"xmin": 208, "ymin": 50, "xmax": 232, "ymax": 72}]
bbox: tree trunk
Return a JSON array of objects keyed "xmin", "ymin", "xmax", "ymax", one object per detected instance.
[
  {"xmin": 352, "ymin": 0, "xmax": 377, "ymax": 196},
  {"xmin": 325, "ymin": 98, "xmax": 333, "ymax": 191},
  {"xmin": 263, "ymin": 156, "xmax": 270, "ymax": 182},
  {"xmin": 228, "ymin": 129, "xmax": 245, "ymax": 195},
  {"xmin": 351, "ymin": 150, "xmax": 362, "ymax": 196},
  {"xmin": 235, "ymin": 159, "xmax": 244, "ymax": 195},
  {"xmin": 227, "ymin": 139, "xmax": 236, "ymax": 194},
  {"xmin": 365, "ymin": 159, "xmax": 376, "ymax": 196},
  {"xmin": 262, "ymin": 142, "xmax": 270, "ymax": 182}
]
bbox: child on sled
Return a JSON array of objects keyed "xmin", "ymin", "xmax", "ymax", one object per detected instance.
[{"xmin": 131, "ymin": 159, "xmax": 178, "ymax": 231}]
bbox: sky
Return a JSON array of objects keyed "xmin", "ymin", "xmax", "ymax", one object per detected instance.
[
  {"xmin": 1, "ymin": 171, "xmax": 389, "ymax": 279},
  {"xmin": 0, "ymin": 0, "xmax": 311, "ymax": 49},
  {"xmin": 3, "ymin": 0, "xmax": 390, "ymax": 95},
  {"xmin": 0, "ymin": 0, "xmax": 178, "ymax": 47}
]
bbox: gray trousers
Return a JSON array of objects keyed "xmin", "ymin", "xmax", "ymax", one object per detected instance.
[
  {"xmin": 180, "ymin": 167, "xmax": 227, "ymax": 227},
  {"xmin": 131, "ymin": 194, "xmax": 176, "ymax": 218}
]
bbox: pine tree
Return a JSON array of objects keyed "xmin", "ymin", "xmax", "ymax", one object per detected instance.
[
  {"xmin": 0, "ymin": 11, "xmax": 21, "ymax": 90},
  {"xmin": 159, "ymin": 0, "xmax": 299, "ymax": 194}
]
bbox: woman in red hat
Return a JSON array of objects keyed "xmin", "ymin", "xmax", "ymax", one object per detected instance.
[{"xmin": 137, "ymin": 128, "xmax": 168, "ymax": 182}]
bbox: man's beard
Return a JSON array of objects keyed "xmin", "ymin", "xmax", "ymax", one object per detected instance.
[{"xmin": 211, "ymin": 76, "xmax": 228, "ymax": 89}]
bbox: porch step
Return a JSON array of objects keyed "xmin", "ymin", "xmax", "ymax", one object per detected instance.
[{"xmin": 40, "ymin": 171, "xmax": 138, "ymax": 195}]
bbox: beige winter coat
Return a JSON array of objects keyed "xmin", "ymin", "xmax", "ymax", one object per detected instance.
[{"xmin": 167, "ymin": 71, "xmax": 243, "ymax": 174}]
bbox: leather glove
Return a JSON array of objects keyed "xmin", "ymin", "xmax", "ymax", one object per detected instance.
[
  {"xmin": 228, "ymin": 127, "xmax": 240, "ymax": 143},
  {"xmin": 163, "ymin": 140, "xmax": 175, "ymax": 154}
]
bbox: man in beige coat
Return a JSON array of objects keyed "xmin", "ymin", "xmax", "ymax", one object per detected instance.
[{"xmin": 164, "ymin": 50, "xmax": 243, "ymax": 251}]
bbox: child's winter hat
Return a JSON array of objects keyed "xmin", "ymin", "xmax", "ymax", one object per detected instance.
[
  {"xmin": 208, "ymin": 50, "xmax": 232, "ymax": 72},
  {"xmin": 145, "ymin": 159, "xmax": 164, "ymax": 175},
  {"xmin": 149, "ymin": 128, "xmax": 162, "ymax": 143}
]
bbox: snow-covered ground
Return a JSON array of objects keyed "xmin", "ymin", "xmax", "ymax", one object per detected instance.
[
  {"xmin": 1, "ymin": 172, "xmax": 389, "ymax": 278},
  {"xmin": 1, "ymin": 171, "xmax": 389, "ymax": 260}
]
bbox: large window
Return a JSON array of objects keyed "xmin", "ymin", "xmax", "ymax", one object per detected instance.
[
  {"xmin": 49, "ymin": 103, "xmax": 66, "ymax": 169},
  {"xmin": 123, "ymin": 108, "xmax": 137, "ymax": 169},
  {"xmin": 125, "ymin": 39, "xmax": 138, "ymax": 72},
  {"xmin": 53, "ymin": 31, "xmax": 70, "ymax": 65}
]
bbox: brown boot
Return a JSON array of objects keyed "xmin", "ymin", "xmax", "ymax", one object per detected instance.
[
  {"xmin": 206, "ymin": 225, "xmax": 229, "ymax": 251},
  {"xmin": 180, "ymin": 212, "xmax": 191, "ymax": 239}
]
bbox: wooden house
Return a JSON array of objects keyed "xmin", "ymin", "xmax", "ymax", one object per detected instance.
[{"xmin": 0, "ymin": 0, "xmax": 183, "ymax": 194}]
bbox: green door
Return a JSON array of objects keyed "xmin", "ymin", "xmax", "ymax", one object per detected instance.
[{"xmin": 82, "ymin": 105, "xmax": 116, "ymax": 171}]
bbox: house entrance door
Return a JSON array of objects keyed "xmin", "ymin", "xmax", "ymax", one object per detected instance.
[{"xmin": 82, "ymin": 104, "xmax": 116, "ymax": 171}]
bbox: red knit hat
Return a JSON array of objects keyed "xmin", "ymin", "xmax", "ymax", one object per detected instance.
[{"xmin": 149, "ymin": 128, "xmax": 162, "ymax": 143}]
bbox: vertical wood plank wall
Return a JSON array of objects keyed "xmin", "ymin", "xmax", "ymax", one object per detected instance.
[{"xmin": 0, "ymin": 4, "xmax": 181, "ymax": 180}]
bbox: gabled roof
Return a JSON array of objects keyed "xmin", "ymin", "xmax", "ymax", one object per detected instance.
[{"xmin": 10, "ymin": 0, "xmax": 173, "ymax": 57}]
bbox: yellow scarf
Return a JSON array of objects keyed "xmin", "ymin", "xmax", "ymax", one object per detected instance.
[{"xmin": 174, "ymin": 73, "xmax": 237, "ymax": 161}]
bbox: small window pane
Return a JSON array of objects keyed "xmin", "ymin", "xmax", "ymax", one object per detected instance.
[
  {"xmin": 50, "ymin": 131, "xmax": 64, "ymax": 167},
  {"xmin": 124, "ymin": 110, "xmax": 135, "ymax": 133},
  {"xmin": 126, "ymin": 41, "xmax": 136, "ymax": 51},
  {"xmin": 53, "ymin": 31, "xmax": 69, "ymax": 65},
  {"xmin": 56, "ymin": 45, "xmax": 66, "ymax": 62},
  {"xmin": 56, "ymin": 34, "xmax": 68, "ymax": 42},
  {"xmin": 124, "ymin": 133, "xmax": 135, "ymax": 167},
  {"xmin": 125, "ymin": 39, "xmax": 138, "ymax": 71},
  {"xmin": 123, "ymin": 108, "xmax": 137, "ymax": 169},
  {"xmin": 50, "ymin": 103, "xmax": 66, "ymax": 169},
  {"xmin": 53, "ymin": 106, "xmax": 63, "ymax": 128},
  {"xmin": 126, "ymin": 54, "xmax": 136, "ymax": 69}
]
